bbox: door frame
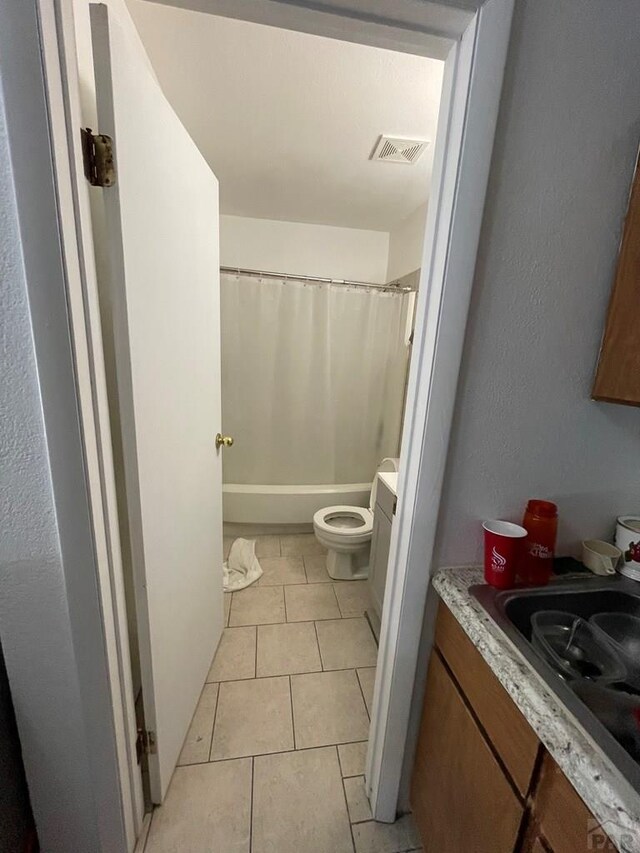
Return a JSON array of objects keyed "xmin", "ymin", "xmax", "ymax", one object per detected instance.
[{"xmin": 3, "ymin": 0, "xmax": 514, "ymax": 847}]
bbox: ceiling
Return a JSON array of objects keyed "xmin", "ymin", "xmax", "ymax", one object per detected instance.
[{"xmin": 128, "ymin": 1, "xmax": 445, "ymax": 231}]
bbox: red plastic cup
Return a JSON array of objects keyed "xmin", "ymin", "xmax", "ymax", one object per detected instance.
[{"xmin": 483, "ymin": 520, "xmax": 527, "ymax": 589}]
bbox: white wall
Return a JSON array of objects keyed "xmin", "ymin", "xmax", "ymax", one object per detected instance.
[
  {"xmin": 0, "ymin": 78, "xmax": 99, "ymax": 852},
  {"xmin": 220, "ymin": 214, "xmax": 390, "ymax": 282},
  {"xmin": 386, "ymin": 202, "xmax": 428, "ymax": 282},
  {"xmin": 434, "ymin": 0, "xmax": 640, "ymax": 567}
]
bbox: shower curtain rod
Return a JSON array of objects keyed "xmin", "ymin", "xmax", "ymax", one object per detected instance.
[{"xmin": 220, "ymin": 266, "xmax": 413, "ymax": 293}]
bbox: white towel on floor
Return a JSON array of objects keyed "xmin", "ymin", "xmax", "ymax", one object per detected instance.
[{"xmin": 223, "ymin": 538, "xmax": 263, "ymax": 592}]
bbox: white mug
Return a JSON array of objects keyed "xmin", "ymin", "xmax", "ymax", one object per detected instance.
[
  {"xmin": 581, "ymin": 539, "xmax": 621, "ymax": 576},
  {"xmin": 615, "ymin": 516, "xmax": 640, "ymax": 576}
]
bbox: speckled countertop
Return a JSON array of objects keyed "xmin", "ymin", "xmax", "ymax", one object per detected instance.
[{"xmin": 432, "ymin": 566, "xmax": 640, "ymax": 853}]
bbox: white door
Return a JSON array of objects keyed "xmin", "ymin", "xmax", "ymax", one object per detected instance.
[{"xmin": 90, "ymin": 2, "xmax": 224, "ymax": 802}]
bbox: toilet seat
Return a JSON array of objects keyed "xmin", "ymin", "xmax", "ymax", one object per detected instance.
[
  {"xmin": 312, "ymin": 458, "xmax": 399, "ymax": 580},
  {"xmin": 313, "ymin": 505, "xmax": 373, "ymax": 544}
]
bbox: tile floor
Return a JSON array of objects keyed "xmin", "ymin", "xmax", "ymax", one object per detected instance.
[{"xmin": 143, "ymin": 533, "xmax": 423, "ymax": 853}]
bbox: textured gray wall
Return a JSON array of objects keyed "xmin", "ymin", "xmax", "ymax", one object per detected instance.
[
  {"xmin": 0, "ymin": 64, "xmax": 99, "ymax": 853},
  {"xmin": 435, "ymin": 0, "xmax": 640, "ymax": 566}
]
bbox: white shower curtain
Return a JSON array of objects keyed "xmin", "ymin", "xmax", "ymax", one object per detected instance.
[{"xmin": 220, "ymin": 272, "xmax": 411, "ymax": 486}]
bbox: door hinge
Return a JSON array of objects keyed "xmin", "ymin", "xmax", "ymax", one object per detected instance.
[
  {"xmin": 81, "ymin": 127, "xmax": 116, "ymax": 187},
  {"xmin": 136, "ymin": 728, "xmax": 157, "ymax": 763}
]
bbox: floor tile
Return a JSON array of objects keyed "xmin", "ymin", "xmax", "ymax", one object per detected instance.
[
  {"xmin": 352, "ymin": 815, "xmax": 422, "ymax": 853},
  {"xmin": 210, "ymin": 676, "xmax": 293, "ymax": 760},
  {"xmin": 177, "ymin": 683, "xmax": 218, "ymax": 766},
  {"xmin": 303, "ymin": 554, "xmax": 331, "ymax": 583},
  {"xmin": 333, "ymin": 580, "xmax": 373, "ymax": 617},
  {"xmin": 257, "ymin": 621, "xmax": 321, "ymax": 677},
  {"xmin": 229, "ymin": 585, "xmax": 285, "ymax": 627},
  {"xmin": 281, "ymin": 533, "xmax": 326, "ymax": 556},
  {"xmin": 145, "ymin": 759, "xmax": 251, "ymax": 853},
  {"xmin": 316, "ymin": 618, "xmax": 378, "ymax": 670},
  {"xmin": 254, "ymin": 534, "xmax": 281, "ymax": 558},
  {"xmin": 357, "ymin": 668, "xmax": 376, "ymax": 717},
  {"xmin": 291, "ymin": 669, "xmax": 370, "ymax": 749},
  {"xmin": 338, "ymin": 741, "xmax": 368, "ymax": 777},
  {"xmin": 252, "ymin": 746, "xmax": 353, "ymax": 853},
  {"xmin": 224, "ymin": 593, "xmax": 231, "ymax": 627},
  {"xmin": 285, "ymin": 584, "xmax": 340, "ymax": 622},
  {"xmin": 344, "ymin": 775, "xmax": 372, "ymax": 823},
  {"xmin": 207, "ymin": 626, "xmax": 256, "ymax": 682},
  {"xmin": 257, "ymin": 556, "xmax": 306, "ymax": 586}
]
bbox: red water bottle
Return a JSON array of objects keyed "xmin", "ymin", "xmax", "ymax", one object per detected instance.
[{"xmin": 520, "ymin": 500, "xmax": 558, "ymax": 585}]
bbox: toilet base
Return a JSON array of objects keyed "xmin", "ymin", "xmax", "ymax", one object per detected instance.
[{"xmin": 326, "ymin": 546, "xmax": 369, "ymax": 581}]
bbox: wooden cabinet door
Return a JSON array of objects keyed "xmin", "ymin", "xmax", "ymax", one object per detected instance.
[
  {"xmin": 534, "ymin": 754, "xmax": 614, "ymax": 853},
  {"xmin": 411, "ymin": 653, "xmax": 524, "ymax": 853},
  {"xmin": 435, "ymin": 602, "xmax": 540, "ymax": 797},
  {"xmin": 593, "ymin": 147, "xmax": 640, "ymax": 405}
]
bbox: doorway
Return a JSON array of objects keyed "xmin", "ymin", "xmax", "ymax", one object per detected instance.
[
  {"xmin": 109, "ymin": 7, "xmax": 444, "ymax": 845},
  {"xmin": 18, "ymin": 0, "xmax": 514, "ymax": 849}
]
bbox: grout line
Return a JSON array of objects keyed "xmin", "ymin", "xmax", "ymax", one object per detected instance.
[
  {"xmin": 249, "ymin": 756, "xmax": 254, "ymax": 853},
  {"xmin": 277, "ymin": 535, "xmax": 282, "ymax": 557},
  {"xmin": 288, "ymin": 675, "xmax": 296, "ymax": 750},
  {"xmin": 253, "ymin": 624, "xmax": 258, "ymax": 679},
  {"xmin": 329, "ymin": 582, "xmax": 344, "ymax": 618},
  {"xmin": 205, "ymin": 682, "xmax": 219, "ymax": 760},
  {"xmin": 193, "ymin": 739, "xmax": 372, "ymax": 768},
  {"xmin": 201, "ymin": 664, "xmax": 368, "ymax": 687},
  {"xmin": 313, "ymin": 620, "xmax": 325, "ymax": 671},
  {"xmin": 283, "ymin": 583, "xmax": 289, "ymax": 622},
  {"xmin": 338, "ymin": 747, "xmax": 357, "ymax": 853},
  {"xmin": 354, "ymin": 669, "xmax": 371, "ymax": 722},
  {"xmin": 208, "ymin": 681, "xmax": 222, "ymax": 762}
]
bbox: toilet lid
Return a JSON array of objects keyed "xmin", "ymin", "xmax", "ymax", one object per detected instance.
[{"xmin": 314, "ymin": 505, "xmax": 373, "ymax": 536}]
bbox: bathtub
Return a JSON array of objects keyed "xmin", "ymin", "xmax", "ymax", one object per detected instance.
[{"xmin": 223, "ymin": 482, "xmax": 371, "ymax": 525}]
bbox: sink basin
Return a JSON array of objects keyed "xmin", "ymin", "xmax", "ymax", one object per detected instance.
[
  {"xmin": 471, "ymin": 575, "xmax": 640, "ymax": 796},
  {"xmin": 504, "ymin": 586, "xmax": 640, "ymax": 640}
]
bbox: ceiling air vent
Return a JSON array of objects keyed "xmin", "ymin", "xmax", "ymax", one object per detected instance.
[{"xmin": 371, "ymin": 135, "xmax": 428, "ymax": 164}]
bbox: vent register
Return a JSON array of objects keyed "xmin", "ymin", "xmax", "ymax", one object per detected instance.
[{"xmin": 371, "ymin": 135, "xmax": 428, "ymax": 164}]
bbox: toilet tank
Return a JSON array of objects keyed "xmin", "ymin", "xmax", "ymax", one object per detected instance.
[{"xmin": 369, "ymin": 457, "xmax": 400, "ymax": 510}]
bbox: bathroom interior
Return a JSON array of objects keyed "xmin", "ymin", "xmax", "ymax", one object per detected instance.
[
  {"xmin": 110, "ymin": 2, "xmax": 445, "ymax": 841},
  {"xmin": 128, "ymin": 0, "xmax": 444, "ymax": 616}
]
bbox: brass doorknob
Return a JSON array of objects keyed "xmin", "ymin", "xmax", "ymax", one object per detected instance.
[{"xmin": 215, "ymin": 433, "xmax": 234, "ymax": 450}]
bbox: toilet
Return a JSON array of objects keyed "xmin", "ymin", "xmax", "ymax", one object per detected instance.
[{"xmin": 313, "ymin": 458, "xmax": 399, "ymax": 581}]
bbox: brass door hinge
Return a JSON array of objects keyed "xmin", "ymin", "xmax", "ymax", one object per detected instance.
[
  {"xmin": 136, "ymin": 728, "xmax": 157, "ymax": 764},
  {"xmin": 81, "ymin": 127, "xmax": 116, "ymax": 187}
]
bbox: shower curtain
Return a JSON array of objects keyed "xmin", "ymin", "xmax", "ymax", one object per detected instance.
[{"xmin": 220, "ymin": 271, "xmax": 411, "ymax": 486}]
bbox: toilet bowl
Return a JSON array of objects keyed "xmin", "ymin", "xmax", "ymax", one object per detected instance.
[{"xmin": 313, "ymin": 458, "xmax": 399, "ymax": 580}]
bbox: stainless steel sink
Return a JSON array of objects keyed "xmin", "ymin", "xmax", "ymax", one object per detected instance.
[{"xmin": 471, "ymin": 574, "xmax": 640, "ymax": 796}]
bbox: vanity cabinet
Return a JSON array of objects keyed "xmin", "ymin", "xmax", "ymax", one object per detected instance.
[
  {"xmin": 592, "ymin": 149, "xmax": 640, "ymax": 406},
  {"xmin": 411, "ymin": 652, "xmax": 524, "ymax": 853},
  {"xmin": 368, "ymin": 476, "xmax": 395, "ymax": 619},
  {"xmin": 411, "ymin": 600, "xmax": 613, "ymax": 853}
]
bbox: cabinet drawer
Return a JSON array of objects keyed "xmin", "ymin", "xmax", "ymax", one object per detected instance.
[
  {"xmin": 535, "ymin": 754, "xmax": 612, "ymax": 853},
  {"xmin": 435, "ymin": 601, "xmax": 540, "ymax": 798},
  {"xmin": 411, "ymin": 652, "xmax": 524, "ymax": 853}
]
